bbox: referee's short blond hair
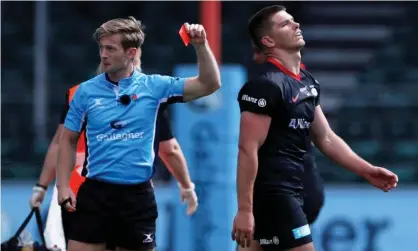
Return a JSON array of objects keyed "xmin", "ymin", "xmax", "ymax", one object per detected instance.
[{"xmin": 93, "ymin": 16, "xmax": 146, "ymax": 50}]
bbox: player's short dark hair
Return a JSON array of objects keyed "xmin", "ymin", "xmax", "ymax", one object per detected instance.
[{"xmin": 248, "ymin": 5, "xmax": 286, "ymax": 50}]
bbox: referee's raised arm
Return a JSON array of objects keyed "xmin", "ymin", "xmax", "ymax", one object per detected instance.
[{"xmin": 181, "ymin": 23, "xmax": 221, "ymax": 102}]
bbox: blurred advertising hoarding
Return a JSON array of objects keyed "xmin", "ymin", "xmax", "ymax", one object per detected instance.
[
  {"xmin": 2, "ymin": 182, "xmax": 417, "ymax": 251},
  {"xmin": 311, "ymin": 186, "xmax": 418, "ymax": 251}
]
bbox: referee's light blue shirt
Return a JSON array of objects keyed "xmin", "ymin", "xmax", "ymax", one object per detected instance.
[{"xmin": 64, "ymin": 70, "xmax": 185, "ymax": 184}]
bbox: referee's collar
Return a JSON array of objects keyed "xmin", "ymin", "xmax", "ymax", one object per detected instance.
[{"xmin": 102, "ymin": 70, "xmax": 144, "ymax": 89}]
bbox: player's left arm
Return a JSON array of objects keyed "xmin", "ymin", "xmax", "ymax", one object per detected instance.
[
  {"xmin": 157, "ymin": 109, "xmax": 197, "ymax": 215},
  {"xmin": 310, "ymin": 105, "xmax": 398, "ymax": 191},
  {"xmin": 159, "ymin": 138, "xmax": 198, "ymax": 215},
  {"xmin": 310, "ymin": 105, "xmax": 373, "ymax": 176},
  {"xmin": 159, "ymin": 138, "xmax": 192, "ymax": 189},
  {"xmin": 156, "ymin": 110, "xmax": 193, "ymax": 189}
]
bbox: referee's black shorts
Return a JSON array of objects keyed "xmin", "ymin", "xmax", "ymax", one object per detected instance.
[
  {"xmin": 68, "ymin": 178, "xmax": 158, "ymax": 250},
  {"xmin": 253, "ymin": 192, "xmax": 312, "ymax": 250}
]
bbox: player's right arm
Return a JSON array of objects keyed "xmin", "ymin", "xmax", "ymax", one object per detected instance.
[
  {"xmin": 36, "ymin": 125, "xmax": 64, "ymax": 188},
  {"xmin": 30, "ymin": 90, "xmax": 71, "ymax": 208},
  {"xmin": 56, "ymin": 85, "xmax": 87, "ymax": 211},
  {"xmin": 235, "ymin": 79, "xmax": 279, "ymax": 212},
  {"xmin": 35, "ymin": 90, "xmax": 71, "ymax": 188},
  {"xmin": 30, "ymin": 124, "xmax": 63, "ymax": 208},
  {"xmin": 236, "ymin": 112, "xmax": 270, "ymax": 212},
  {"xmin": 232, "ymin": 79, "xmax": 280, "ymax": 247}
]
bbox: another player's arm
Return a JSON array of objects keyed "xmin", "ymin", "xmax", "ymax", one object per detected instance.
[
  {"xmin": 37, "ymin": 91, "xmax": 70, "ymax": 187},
  {"xmin": 310, "ymin": 105, "xmax": 374, "ymax": 176},
  {"xmin": 37, "ymin": 124, "xmax": 64, "ymax": 187},
  {"xmin": 56, "ymin": 86, "xmax": 86, "ymax": 208},
  {"xmin": 237, "ymin": 112, "xmax": 270, "ymax": 212},
  {"xmin": 30, "ymin": 124, "xmax": 64, "ymax": 208},
  {"xmin": 159, "ymin": 137, "xmax": 199, "ymax": 216},
  {"xmin": 159, "ymin": 138, "xmax": 192, "ymax": 188},
  {"xmin": 57, "ymin": 129, "xmax": 80, "ymax": 189},
  {"xmin": 157, "ymin": 110, "xmax": 197, "ymax": 215},
  {"xmin": 157, "ymin": 110, "xmax": 193, "ymax": 188},
  {"xmin": 182, "ymin": 23, "xmax": 221, "ymax": 102}
]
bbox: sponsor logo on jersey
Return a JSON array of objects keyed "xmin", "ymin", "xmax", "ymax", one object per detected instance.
[
  {"xmin": 110, "ymin": 120, "xmax": 128, "ymax": 129},
  {"xmin": 96, "ymin": 132, "xmax": 144, "ymax": 142},
  {"xmin": 259, "ymin": 236, "xmax": 280, "ymax": 245},
  {"xmin": 288, "ymin": 118, "xmax": 311, "ymax": 129},
  {"xmin": 242, "ymin": 94, "xmax": 258, "ymax": 103},
  {"xmin": 242, "ymin": 94, "xmax": 266, "ymax": 107},
  {"xmin": 258, "ymin": 98, "xmax": 267, "ymax": 107}
]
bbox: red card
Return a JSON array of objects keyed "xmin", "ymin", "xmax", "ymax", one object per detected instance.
[{"xmin": 179, "ymin": 24, "xmax": 190, "ymax": 46}]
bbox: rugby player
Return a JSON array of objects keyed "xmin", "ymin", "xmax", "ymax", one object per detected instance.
[
  {"xmin": 250, "ymin": 42, "xmax": 324, "ymax": 226},
  {"xmin": 56, "ymin": 17, "xmax": 220, "ymax": 251},
  {"xmin": 232, "ymin": 5, "xmax": 398, "ymax": 251}
]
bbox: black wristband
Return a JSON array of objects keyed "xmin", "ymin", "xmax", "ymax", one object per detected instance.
[
  {"xmin": 59, "ymin": 198, "xmax": 72, "ymax": 207},
  {"xmin": 35, "ymin": 183, "xmax": 48, "ymax": 190}
]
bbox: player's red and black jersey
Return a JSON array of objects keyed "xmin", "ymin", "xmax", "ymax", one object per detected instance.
[{"xmin": 237, "ymin": 57, "xmax": 320, "ymax": 194}]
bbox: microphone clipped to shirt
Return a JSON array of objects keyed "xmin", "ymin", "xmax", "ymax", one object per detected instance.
[{"xmin": 118, "ymin": 94, "xmax": 131, "ymax": 106}]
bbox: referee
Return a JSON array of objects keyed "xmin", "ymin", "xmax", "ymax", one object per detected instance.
[
  {"xmin": 56, "ymin": 17, "xmax": 220, "ymax": 251},
  {"xmin": 232, "ymin": 6, "xmax": 398, "ymax": 251},
  {"xmin": 31, "ymin": 65, "xmax": 198, "ymax": 251},
  {"xmin": 97, "ymin": 53, "xmax": 199, "ymax": 218}
]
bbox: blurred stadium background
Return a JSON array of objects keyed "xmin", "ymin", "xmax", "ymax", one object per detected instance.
[{"xmin": 2, "ymin": 1, "xmax": 418, "ymax": 251}]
